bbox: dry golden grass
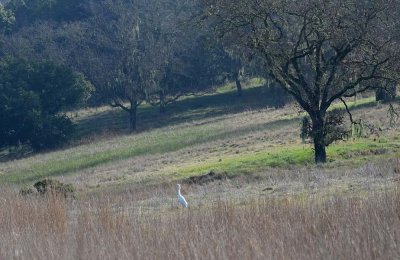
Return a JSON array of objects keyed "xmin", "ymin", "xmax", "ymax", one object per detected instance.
[
  {"xmin": 1, "ymin": 94, "xmax": 397, "ymax": 188},
  {"xmin": 1, "ymin": 89, "xmax": 399, "ymax": 259},
  {"xmin": 17, "ymin": 100, "xmax": 395, "ymax": 193},
  {"xmin": 2, "ymin": 157, "xmax": 400, "ymax": 259},
  {"xmin": 1, "ymin": 183, "xmax": 400, "ymax": 260},
  {"xmin": 1, "ymin": 148, "xmax": 400, "ymax": 259}
]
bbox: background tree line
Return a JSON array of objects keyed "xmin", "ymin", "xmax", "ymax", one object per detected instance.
[
  {"xmin": 0, "ymin": 0, "xmax": 398, "ymax": 163},
  {"xmin": 0, "ymin": 0, "xmax": 243, "ymax": 150}
]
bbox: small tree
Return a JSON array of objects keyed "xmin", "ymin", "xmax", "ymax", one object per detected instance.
[
  {"xmin": 214, "ymin": 46, "xmax": 246, "ymax": 97},
  {"xmin": 136, "ymin": 0, "xmax": 218, "ymax": 113},
  {"xmin": 146, "ymin": 36, "xmax": 235, "ymax": 113}
]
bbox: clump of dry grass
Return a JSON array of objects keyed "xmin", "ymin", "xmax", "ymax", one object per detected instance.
[{"xmin": 0, "ymin": 185, "xmax": 399, "ymax": 259}]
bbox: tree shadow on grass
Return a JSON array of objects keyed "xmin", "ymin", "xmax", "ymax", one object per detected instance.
[
  {"xmin": 74, "ymin": 86, "xmax": 290, "ymax": 140},
  {"xmin": 3, "ymin": 116, "xmax": 298, "ymax": 184}
]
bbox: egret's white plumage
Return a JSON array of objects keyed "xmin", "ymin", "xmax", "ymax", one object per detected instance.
[{"xmin": 176, "ymin": 184, "xmax": 188, "ymax": 208}]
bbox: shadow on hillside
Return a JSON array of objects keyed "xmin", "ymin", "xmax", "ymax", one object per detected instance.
[
  {"xmin": 7, "ymin": 116, "xmax": 299, "ymax": 184},
  {"xmin": 2, "ymin": 87, "xmax": 278, "ymax": 162},
  {"xmin": 0, "ymin": 86, "xmax": 385, "ymax": 162},
  {"xmin": 73, "ymin": 87, "xmax": 387, "ymax": 143},
  {"xmin": 73, "ymin": 86, "xmax": 291, "ymax": 141}
]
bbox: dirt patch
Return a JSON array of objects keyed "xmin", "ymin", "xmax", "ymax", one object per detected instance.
[{"xmin": 185, "ymin": 170, "xmax": 229, "ymax": 185}]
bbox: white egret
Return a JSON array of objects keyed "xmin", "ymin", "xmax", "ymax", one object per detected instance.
[{"xmin": 176, "ymin": 184, "xmax": 188, "ymax": 208}]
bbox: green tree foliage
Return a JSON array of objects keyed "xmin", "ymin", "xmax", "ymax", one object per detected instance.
[
  {"xmin": 1, "ymin": 0, "xmax": 249, "ymax": 131},
  {"xmin": 301, "ymin": 110, "xmax": 349, "ymax": 147},
  {"xmin": 0, "ymin": 59, "xmax": 93, "ymax": 150},
  {"xmin": 5, "ymin": 0, "xmax": 89, "ymax": 28}
]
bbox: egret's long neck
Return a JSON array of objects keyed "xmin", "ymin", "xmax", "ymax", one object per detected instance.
[{"xmin": 177, "ymin": 187, "xmax": 181, "ymax": 196}]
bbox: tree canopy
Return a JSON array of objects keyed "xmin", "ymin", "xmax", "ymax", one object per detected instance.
[
  {"xmin": 5, "ymin": 0, "xmax": 89, "ymax": 28},
  {"xmin": 0, "ymin": 0, "xmax": 398, "ymax": 163},
  {"xmin": 0, "ymin": 59, "xmax": 93, "ymax": 150},
  {"xmin": 200, "ymin": 0, "xmax": 400, "ymax": 162}
]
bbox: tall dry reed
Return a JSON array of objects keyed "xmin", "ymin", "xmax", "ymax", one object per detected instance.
[{"xmin": 0, "ymin": 187, "xmax": 399, "ymax": 260}]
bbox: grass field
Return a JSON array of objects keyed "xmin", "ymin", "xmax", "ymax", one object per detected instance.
[
  {"xmin": 1, "ymin": 179, "xmax": 400, "ymax": 259},
  {"xmin": 1, "ymin": 83, "xmax": 399, "ymax": 259}
]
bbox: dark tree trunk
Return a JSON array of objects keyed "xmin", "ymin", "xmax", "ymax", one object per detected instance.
[
  {"xmin": 376, "ymin": 85, "xmax": 396, "ymax": 103},
  {"xmin": 159, "ymin": 91, "xmax": 166, "ymax": 113},
  {"xmin": 159, "ymin": 103, "xmax": 166, "ymax": 113},
  {"xmin": 129, "ymin": 101, "xmax": 137, "ymax": 132},
  {"xmin": 312, "ymin": 115, "xmax": 327, "ymax": 163},
  {"xmin": 235, "ymin": 71, "xmax": 242, "ymax": 97},
  {"xmin": 313, "ymin": 137, "xmax": 327, "ymax": 163}
]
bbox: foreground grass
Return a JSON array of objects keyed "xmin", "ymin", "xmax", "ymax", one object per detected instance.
[
  {"xmin": 1, "ymin": 82, "xmax": 399, "ymax": 259},
  {"xmin": 1, "ymin": 186, "xmax": 400, "ymax": 260}
]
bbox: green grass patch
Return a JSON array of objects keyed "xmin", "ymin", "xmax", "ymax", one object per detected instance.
[
  {"xmin": 216, "ymin": 77, "xmax": 265, "ymax": 93},
  {"xmin": 173, "ymin": 139, "xmax": 400, "ymax": 180},
  {"xmin": 0, "ymin": 115, "xmax": 294, "ymax": 184},
  {"xmin": 328, "ymin": 139, "xmax": 399, "ymax": 162},
  {"xmin": 174, "ymin": 147, "xmax": 314, "ymax": 179}
]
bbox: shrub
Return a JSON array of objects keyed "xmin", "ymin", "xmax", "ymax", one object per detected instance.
[
  {"xmin": 33, "ymin": 179, "xmax": 75, "ymax": 198},
  {"xmin": 300, "ymin": 110, "xmax": 350, "ymax": 146},
  {"xmin": 0, "ymin": 59, "xmax": 93, "ymax": 151},
  {"xmin": 19, "ymin": 185, "xmax": 36, "ymax": 196}
]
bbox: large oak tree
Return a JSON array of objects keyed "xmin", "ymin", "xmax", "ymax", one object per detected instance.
[{"xmin": 200, "ymin": 0, "xmax": 400, "ymax": 163}]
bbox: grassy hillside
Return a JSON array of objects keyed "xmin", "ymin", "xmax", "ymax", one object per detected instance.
[
  {"xmin": 0, "ymin": 83, "xmax": 398, "ymax": 191},
  {"xmin": 1, "ymin": 83, "xmax": 400, "ymax": 259}
]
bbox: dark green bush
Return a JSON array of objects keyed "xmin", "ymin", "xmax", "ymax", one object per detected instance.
[
  {"xmin": 29, "ymin": 115, "xmax": 75, "ymax": 151},
  {"xmin": 300, "ymin": 110, "xmax": 350, "ymax": 146},
  {"xmin": 0, "ymin": 58, "xmax": 93, "ymax": 151}
]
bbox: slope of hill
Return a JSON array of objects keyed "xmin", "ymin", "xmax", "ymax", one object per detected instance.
[
  {"xmin": 1, "ymin": 84, "xmax": 400, "ymax": 259},
  {"xmin": 0, "ymin": 83, "xmax": 399, "ymax": 198}
]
